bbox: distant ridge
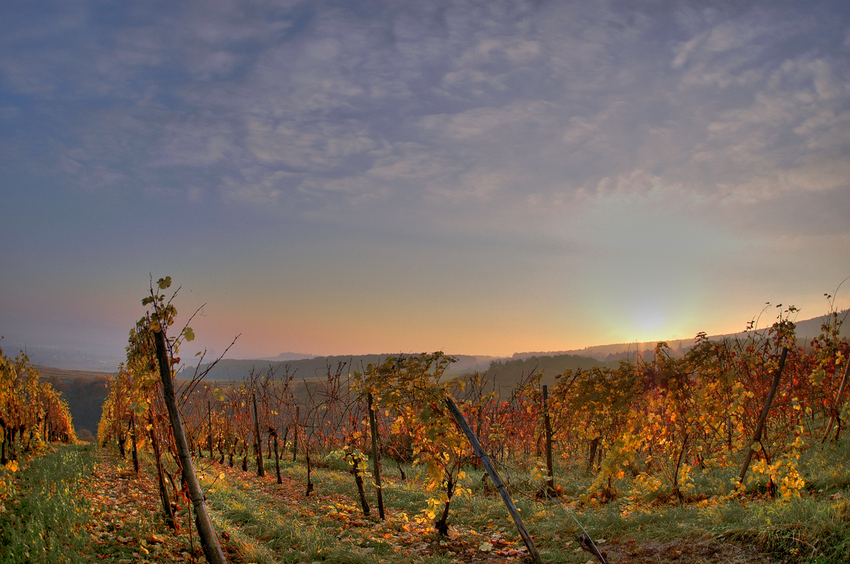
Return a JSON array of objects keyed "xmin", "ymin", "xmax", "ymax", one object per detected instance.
[
  {"xmin": 0, "ymin": 342, "xmax": 123, "ymax": 373},
  {"xmin": 515, "ymin": 310, "xmax": 849, "ymax": 363},
  {"xmin": 179, "ymin": 353, "xmax": 501, "ymax": 381},
  {"xmin": 483, "ymin": 353, "xmax": 616, "ymax": 388},
  {"xmin": 183, "ymin": 311, "xmax": 848, "ymax": 382},
  {"xmin": 260, "ymin": 352, "xmax": 316, "ymax": 362},
  {"xmin": 16, "ymin": 311, "xmax": 847, "ymax": 376}
]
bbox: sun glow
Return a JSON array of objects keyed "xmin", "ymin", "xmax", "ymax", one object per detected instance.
[{"xmin": 627, "ymin": 298, "xmax": 671, "ymax": 343}]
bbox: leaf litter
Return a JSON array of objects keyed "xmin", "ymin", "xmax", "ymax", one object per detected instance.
[
  {"xmin": 79, "ymin": 450, "xmax": 786, "ymax": 563},
  {"xmin": 81, "ymin": 449, "xmax": 240, "ymax": 563}
]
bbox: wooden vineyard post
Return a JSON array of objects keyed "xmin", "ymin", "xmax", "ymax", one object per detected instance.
[
  {"xmin": 149, "ymin": 409, "xmax": 176, "ymax": 530},
  {"xmin": 444, "ymin": 397, "xmax": 542, "ymax": 564},
  {"xmin": 252, "ymin": 393, "xmax": 265, "ymax": 477},
  {"xmin": 271, "ymin": 428, "xmax": 282, "ymax": 483},
  {"xmin": 292, "ymin": 406, "xmax": 299, "ymax": 462},
  {"xmin": 542, "ymin": 385, "xmax": 555, "ymax": 497},
  {"xmin": 154, "ymin": 329, "xmax": 227, "ymax": 564},
  {"xmin": 352, "ymin": 455, "xmax": 371, "ymax": 516},
  {"xmin": 367, "ymin": 393, "xmax": 385, "ymax": 520},
  {"xmin": 738, "ymin": 346, "xmax": 788, "ymax": 486},
  {"xmin": 130, "ymin": 413, "xmax": 140, "ymax": 475},
  {"xmin": 208, "ymin": 400, "xmax": 214, "ymax": 458}
]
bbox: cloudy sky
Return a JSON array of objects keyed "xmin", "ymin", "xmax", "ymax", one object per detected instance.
[{"xmin": 2, "ymin": 0, "xmax": 849, "ymax": 362}]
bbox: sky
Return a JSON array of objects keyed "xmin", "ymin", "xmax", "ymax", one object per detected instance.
[{"xmin": 2, "ymin": 0, "xmax": 849, "ymax": 363}]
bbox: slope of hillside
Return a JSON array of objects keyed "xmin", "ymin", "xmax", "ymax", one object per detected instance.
[
  {"xmin": 482, "ymin": 353, "xmax": 616, "ymax": 389},
  {"xmin": 178, "ymin": 353, "xmax": 499, "ymax": 382},
  {"xmin": 517, "ymin": 310, "xmax": 849, "ymax": 362}
]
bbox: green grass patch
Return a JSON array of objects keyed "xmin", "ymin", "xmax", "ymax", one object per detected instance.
[
  {"xmin": 202, "ymin": 468, "xmax": 376, "ymax": 564},
  {"xmin": 0, "ymin": 444, "xmax": 96, "ymax": 564},
  {"xmin": 715, "ymin": 495, "xmax": 850, "ymax": 562},
  {"xmin": 130, "ymin": 437, "xmax": 850, "ymax": 563}
]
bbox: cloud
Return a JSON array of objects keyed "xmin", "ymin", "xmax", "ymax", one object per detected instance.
[
  {"xmin": 3, "ymin": 1, "xmax": 849, "ymax": 253},
  {"xmin": 245, "ymin": 118, "xmax": 375, "ymax": 170},
  {"xmin": 367, "ymin": 142, "xmax": 458, "ymax": 184},
  {"xmin": 418, "ymin": 100, "xmax": 553, "ymax": 141},
  {"xmin": 221, "ymin": 169, "xmax": 293, "ymax": 207},
  {"xmin": 154, "ymin": 120, "xmax": 236, "ymax": 167},
  {"xmin": 2, "ymin": 0, "xmax": 850, "ymax": 360},
  {"xmin": 190, "ymin": 51, "xmax": 243, "ymax": 80},
  {"xmin": 689, "ymin": 53, "xmax": 849, "ymax": 201}
]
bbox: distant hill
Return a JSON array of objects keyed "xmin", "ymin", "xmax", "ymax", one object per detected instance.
[
  {"xmin": 36, "ymin": 365, "xmax": 114, "ymax": 382},
  {"xmin": 17, "ymin": 310, "xmax": 848, "ymax": 430},
  {"xmin": 260, "ymin": 352, "xmax": 316, "ymax": 362},
  {"xmin": 169, "ymin": 312, "xmax": 850, "ymax": 384},
  {"xmin": 178, "ymin": 353, "xmax": 500, "ymax": 382},
  {"xmin": 2, "ymin": 343, "xmax": 123, "ymax": 373},
  {"xmin": 516, "ymin": 310, "xmax": 850, "ymax": 363},
  {"xmin": 482, "ymin": 353, "xmax": 617, "ymax": 389},
  {"xmin": 178, "ymin": 351, "xmax": 609, "ymax": 393}
]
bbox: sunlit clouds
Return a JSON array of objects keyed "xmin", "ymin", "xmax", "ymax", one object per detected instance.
[{"xmin": 1, "ymin": 1, "xmax": 848, "ymax": 360}]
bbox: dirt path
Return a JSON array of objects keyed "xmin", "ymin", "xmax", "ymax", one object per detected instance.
[
  {"xmin": 600, "ymin": 538, "xmax": 786, "ymax": 564},
  {"xmin": 80, "ymin": 449, "xmax": 786, "ymax": 564},
  {"xmin": 203, "ymin": 459, "xmax": 531, "ymax": 563},
  {"xmin": 81, "ymin": 448, "xmax": 241, "ymax": 563}
]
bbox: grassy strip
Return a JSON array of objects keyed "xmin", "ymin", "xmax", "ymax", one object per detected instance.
[
  {"xmin": 202, "ymin": 466, "xmax": 379, "ymax": 564},
  {"xmin": 134, "ymin": 436, "xmax": 850, "ymax": 563},
  {"xmin": 717, "ymin": 495, "xmax": 850, "ymax": 563},
  {"xmin": 198, "ymin": 457, "xmax": 498, "ymax": 564},
  {"xmin": 202, "ymin": 445, "xmax": 850, "ymax": 563},
  {"xmin": 0, "ymin": 444, "xmax": 96, "ymax": 564}
]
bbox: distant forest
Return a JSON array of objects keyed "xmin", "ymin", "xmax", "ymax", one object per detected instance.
[
  {"xmin": 180, "ymin": 352, "xmax": 614, "ymax": 390},
  {"xmin": 482, "ymin": 353, "xmax": 616, "ymax": 389},
  {"xmin": 37, "ymin": 367, "xmax": 111, "ymax": 438}
]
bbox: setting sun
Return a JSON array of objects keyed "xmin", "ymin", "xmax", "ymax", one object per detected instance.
[{"xmin": 632, "ymin": 308, "xmax": 668, "ymax": 341}]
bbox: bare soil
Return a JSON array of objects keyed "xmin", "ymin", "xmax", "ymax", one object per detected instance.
[{"xmin": 598, "ymin": 537, "xmax": 786, "ymax": 564}]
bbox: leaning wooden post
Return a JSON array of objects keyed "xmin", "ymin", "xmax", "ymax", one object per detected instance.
[
  {"xmin": 444, "ymin": 396, "xmax": 542, "ymax": 564},
  {"xmin": 154, "ymin": 329, "xmax": 227, "ymax": 564},
  {"xmin": 367, "ymin": 393, "xmax": 385, "ymax": 520},
  {"xmin": 738, "ymin": 346, "xmax": 789, "ymax": 486}
]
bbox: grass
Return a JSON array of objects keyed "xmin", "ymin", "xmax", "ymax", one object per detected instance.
[
  {"xmin": 0, "ymin": 443, "xmax": 96, "ymax": 564},
  {"xmin": 202, "ymin": 462, "xmax": 377, "ymax": 563},
  {"xmin": 3, "ymin": 409, "xmax": 844, "ymax": 563},
  {"xmin": 715, "ymin": 495, "xmax": 850, "ymax": 562},
  {"xmin": 197, "ymin": 452, "xmax": 540, "ymax": 563},
  {"xmin": 198, "ymin": 443, "xmax": 847, "ymax": 563},
  {"xmin": 75, "ymin": 432, "xmax": 850, "ymax": 563}
]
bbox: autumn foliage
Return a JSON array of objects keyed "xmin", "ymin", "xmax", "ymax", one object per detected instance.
[
  {"xmin": 0, "ymin": 347, "xmax": 76, "ymax": 465},
  {"xmin": 94, "ymin": 278, "xmax": 850, "ymax": 564}
]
